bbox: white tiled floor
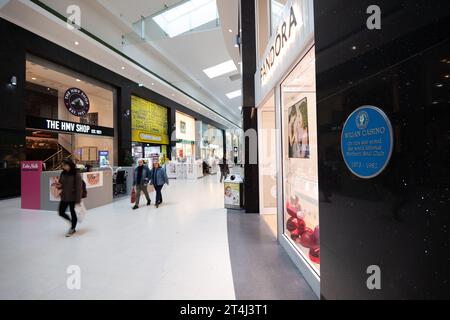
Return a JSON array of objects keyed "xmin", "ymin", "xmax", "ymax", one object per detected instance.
[{"xmin": 0, "ymin": 175, "xmax": 235, "ymax": 300}]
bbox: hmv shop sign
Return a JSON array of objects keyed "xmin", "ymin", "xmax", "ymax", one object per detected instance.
[{"xmin": 26, "ymin": 116, "xmax": 114, "ymax": 137}]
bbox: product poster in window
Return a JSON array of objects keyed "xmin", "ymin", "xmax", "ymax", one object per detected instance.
[
  {"xmin": 83, "ymin": 172, "xmax": 103, "ymax": 189},
  {"xmin": 288, "ymin": 97, "xmax": 310, "ymax": 159}
]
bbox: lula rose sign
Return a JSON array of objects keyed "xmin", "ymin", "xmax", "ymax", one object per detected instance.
[{"xmin": 64, "ymin": 87, "xmax": 90, "ymax": 117}]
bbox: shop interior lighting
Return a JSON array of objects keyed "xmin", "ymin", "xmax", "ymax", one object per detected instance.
[
  {"xmin": 226, "ymin": 89, "xmax": 241, "ymax": 99},
  {"xmin": 203, "ymin": 60, "xmax": 237, "ymax": 79},
  {"xmin": 153, "ymin": 0, "xmax": 218, "ymax": 38}
]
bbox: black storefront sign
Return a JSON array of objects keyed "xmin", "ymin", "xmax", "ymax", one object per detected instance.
[{"xmin": 26, "ymin": 116, "xmax": 114, "ymax": 137}]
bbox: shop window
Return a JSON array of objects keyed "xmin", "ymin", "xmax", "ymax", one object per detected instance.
[
  {"xmin": 25, "ymin": 55, "xmax": 116, "ymax": 167},
  {"xmin": 281, "ymin": 46, "xmax": 320, "ymax": 274}
]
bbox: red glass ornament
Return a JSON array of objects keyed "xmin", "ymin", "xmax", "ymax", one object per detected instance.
[
  {"xmin": 286, "ymin": 217, "xmax": 299, "ymax": 232},
  {"xmin": 314, "ymin": 225, "xmax": 320, "ymax": 242},
  {"xmin": 290, "ymin": 228, "xmax": 301, "ymax": 241},
  {"xmin": 286, "ymin": 202, "xmax": 299, "ymax": 218},
  {"xmin": 297, "ymin": 219, "xmax": 306, "ymax": 235},
  {"xmin": 300, "ymin": 228, "xmax": 317, "ymax": 248},
  {"xmin": 309, "ymin": 247, "xmax": 320, "ymax": 264}
]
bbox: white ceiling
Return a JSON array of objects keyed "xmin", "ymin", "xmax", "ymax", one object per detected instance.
[
  {"xmin": 0, "ymin": 0, "xmax": 242, "ymax": 129},
  {"xmin": 26, "ymin": 58, "xmax": 114, "ymax": 102},
  {"xmin": 97, "ymin": 0, "xmax": 243, "ymax": 121}
]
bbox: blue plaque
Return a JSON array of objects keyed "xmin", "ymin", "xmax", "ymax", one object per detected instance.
[{"xmin": 341, "ymin": 106, "xmax": 393, "ymax": 179}]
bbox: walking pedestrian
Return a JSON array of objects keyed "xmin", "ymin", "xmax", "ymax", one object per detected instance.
[
  {"xmin": 132, "ymin": 159, "xmax": 151, "ymax": 210},
  {"xmin": 150, "ymin": 161, "xmax": 169, "ymax": 208},
  {"xmin": 56, "ymin": 159, "xmax": 83, "ymax": 237}
]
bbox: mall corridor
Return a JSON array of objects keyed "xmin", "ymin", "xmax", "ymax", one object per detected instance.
[
  {"xmin": 1, "ymin": 0, "xmax": 450, "ymax": 306},
  {"xmin": 0, "ymin": 176, "xmax": 315, "ymax": 300}
]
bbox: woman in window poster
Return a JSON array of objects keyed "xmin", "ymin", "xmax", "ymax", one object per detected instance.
[{"xmin": 288, "ymin": 97, "xmax": 310, "ymax": 159}]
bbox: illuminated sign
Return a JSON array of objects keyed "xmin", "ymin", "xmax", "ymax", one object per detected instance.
[
  {"xmin": 131, "ymin": 96, "xmax": 169, "ymax": 144},
  {"xmin": 26, "ymin": 116, "xmax": 114, "ymax": 137},
  {"xmin": 260, "ymin": 3, "xmax": 302, "ymax": 85}
]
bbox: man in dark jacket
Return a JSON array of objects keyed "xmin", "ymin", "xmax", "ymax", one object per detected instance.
[{"xmin": 132, "ymin": 159, "xmax": 152, "ymax": 210}]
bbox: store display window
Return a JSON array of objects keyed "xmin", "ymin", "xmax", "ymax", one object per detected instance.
[
  {"xmin": 280, "ymin": 46, "xmax": 319, "ymax": 274},
  {"xmin": 25, "ymin": 55, "xmax": 116, "ymax": 167}
]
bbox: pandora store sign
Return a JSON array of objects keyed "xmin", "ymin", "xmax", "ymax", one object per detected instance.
[
  {"xmin": 255, "ymin": 0, "xmax": 314, "ymax": 105},
  {"xmin": 260, "ymin": 6, "xmax": 300, "ymax": 84}
]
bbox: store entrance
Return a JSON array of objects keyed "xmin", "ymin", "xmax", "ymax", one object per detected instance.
[
  {"xmin": 258, "ymin": 92, "xmax": 278, "ymax": 237},
  {"xmin": 26, "ymin": 129, "xmax": 113, "ymax": 170}
]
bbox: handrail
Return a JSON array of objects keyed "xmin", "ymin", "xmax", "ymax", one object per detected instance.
[{"xmin": 43, "ymin": 149, "xmax": 63, "ymax": 163}]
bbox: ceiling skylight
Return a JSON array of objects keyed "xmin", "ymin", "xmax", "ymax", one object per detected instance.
[
  {"xmin": 226, "ymin": 89, "xmax": 242, "ymax": 99},
  {"xmin": 203, "ymin": 60, "xmax": 237, "ymax": 79},
  {"xmin": 153, "ymin": 0, "xmax": 219, "ymax": 38}
]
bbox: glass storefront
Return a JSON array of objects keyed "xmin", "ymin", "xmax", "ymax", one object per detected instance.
[
  {"xmin": 175, "ymin": 111, "xmax": 196, "ymax": 162},
  {"xmin": 200, "ymin": 123, "xmax": 224, "ymax": 160},
  {"xmin": 255, "ymin": 0, "xmax": 318, "ymax": 295},
  {"xmin": 25, "ymin": 55, "xmax": 116, "ymax": 169},
  {"xmin": 281, "ymin": 46, "xmax": 319, "ymax": 274}
]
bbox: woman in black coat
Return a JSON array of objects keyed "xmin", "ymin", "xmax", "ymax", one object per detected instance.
[{"xmin": 56, "ymin": 159, "xmax": 83, "ymax": 237}]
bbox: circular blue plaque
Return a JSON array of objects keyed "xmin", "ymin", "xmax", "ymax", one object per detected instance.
[{"xmin": 341, "ymin": 106, "xmax": 393, "ymax": 179}]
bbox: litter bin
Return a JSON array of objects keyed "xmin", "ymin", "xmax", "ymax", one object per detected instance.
[{"xmin": 224, "ymin": 174, "xmax": 244, "ymax": 209}]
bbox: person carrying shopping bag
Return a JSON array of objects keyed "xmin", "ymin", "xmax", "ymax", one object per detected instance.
[
  {"xmin": 56, "ymin": 159, "xmax": 83, "ymax": 237},
  {"xmin": 132, "ymin": 159, "xmax": 152, "ymax": 210},
  {"xmin": 150, "ymin": 160, "xmax": 169, "ymax": 208}
]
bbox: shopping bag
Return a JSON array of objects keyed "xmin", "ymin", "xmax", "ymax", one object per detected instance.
[
  {"xmin": 130, "ymin": 187, "xmax": 136, "ymax": 203},
  {"xmin": 75, "ymin": 201, "xmax": 87, "ymax": 223}
]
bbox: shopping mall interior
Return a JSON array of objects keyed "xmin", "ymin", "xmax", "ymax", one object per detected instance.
[{"xmin": 0, "ymin": 0, "xmax": 450, "ymax": 304}]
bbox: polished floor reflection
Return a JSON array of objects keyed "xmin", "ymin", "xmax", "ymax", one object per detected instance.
[{"xmin": 0, "ymin": 175, "xmax": 315, "ymax": 300}]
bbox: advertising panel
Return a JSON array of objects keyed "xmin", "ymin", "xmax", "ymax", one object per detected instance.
[{"xmin": 131, "ymin": 96, "xmax": 169, "ymax": 144}]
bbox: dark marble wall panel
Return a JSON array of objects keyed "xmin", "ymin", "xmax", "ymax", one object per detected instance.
[{"xmin": 315, "ymin": 0, "xmax": 450, "ymax": 299}]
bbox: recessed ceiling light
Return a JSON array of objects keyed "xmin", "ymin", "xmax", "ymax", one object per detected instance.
[
  {"xmin": 436, "ymin": 83, "xmax": 443, "ymax": 88},
  {"xmin": 74, "ymin": 41, "xmax": 79, "ymax": 46},
  {"xmin": 203, "ymin": 60, "xmax": 237, "ymax": 79},
  {"xmin": 445, "ymin": 75, "xmax": 450, "ymax": 79},
  {"xmin": 138, "ymin": 83, "xmax": 144, "ymax": 87},
  {"xmin": 151, "ymin": 83, "xmax": 155, "ymax": 86},
  {"xmin": 228, "ymin": 29, "xmax": 233, "ymax": 33},
  {"xmin": 352, "ymin": 46, "xmax": 357, "ymax": 50},
  {"xmin": 31, "ymin": 77, "xmax": 36, "ymax": 80},
  {"xmin": 76, "ymin": 79, "xmax": 81, "ymax": 82},
  {"xmin": 121, "ymin": 66, "xmax": 125, "ymax": 70},
  {"xmin": 226, "ymin": 89, "xmax": 241, "ymax": 99}
]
